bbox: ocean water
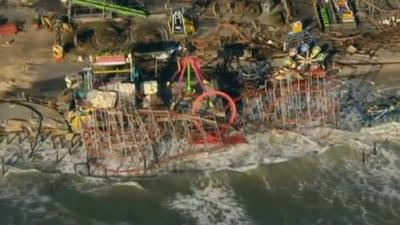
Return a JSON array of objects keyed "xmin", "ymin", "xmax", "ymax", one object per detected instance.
[{"xmin": 0, "ymin": 124, "xmax": 399, "ymax": 225}]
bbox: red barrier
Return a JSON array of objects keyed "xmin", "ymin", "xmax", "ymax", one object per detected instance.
[{"xmin": 0, "ymin": 23, "xmax": 18, "ymax": 36}]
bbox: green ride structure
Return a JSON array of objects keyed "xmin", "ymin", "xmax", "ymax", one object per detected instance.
[
  {"xmin": 320, "ymin": 6, "xmax": 331, "ymax": 29},
  {"xmin": 70, "ymin": 0, "xmax": 149, "ymax": 18}
]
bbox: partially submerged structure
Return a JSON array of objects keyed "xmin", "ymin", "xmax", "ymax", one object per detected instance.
[{"xmin": 0, "ymin": 0, "xmax": 399, "ymax": 177}]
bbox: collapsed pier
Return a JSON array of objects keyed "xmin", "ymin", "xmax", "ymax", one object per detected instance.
[{"xmin": 0, "ymin": 0, "xmax": 400, "ymax": 177}]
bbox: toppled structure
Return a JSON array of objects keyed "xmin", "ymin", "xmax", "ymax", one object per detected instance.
[
  {"xmin": 0, "ymin": 45, "xmax": 341, "ymax": 177},
  {"xmin": 0, "ymin": 0, "xmax": 399, "ymax": 177}
]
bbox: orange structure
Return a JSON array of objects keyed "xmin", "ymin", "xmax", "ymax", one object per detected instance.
[{"xmin": 0, "ymin": 23, "xmax": 18, "ymax": 36}]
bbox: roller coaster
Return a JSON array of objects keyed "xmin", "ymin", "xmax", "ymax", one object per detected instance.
[
  {"xmin": 0, "ymin": 43, "xmax": 342, "ymax": 177},
  {"xmin": 0, "ymin": 0, "xmax": 349, "ymax": 178},
  {"xmin": 66, "ymin": 0, "xmax": 148, "ymax": 19}
]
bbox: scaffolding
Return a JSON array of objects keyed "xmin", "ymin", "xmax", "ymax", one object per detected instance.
[
  {"xmin": 240, "ymin": 69, "xmax": 341, "ymax": 130},
  {"xmin": 79, "ymin": 107, "xmax": 230, "ymax": 177}
]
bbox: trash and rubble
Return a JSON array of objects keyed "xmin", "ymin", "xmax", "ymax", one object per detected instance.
[
  {"xmin": 0, "ymin": 0, "xmax": 400, "ymax": 178},
  {"xmin": 0, "ymin": 22, "xmax": 17, "ymax": 36}
]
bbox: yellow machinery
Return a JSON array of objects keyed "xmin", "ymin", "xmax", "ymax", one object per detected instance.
[
  {"xmin": 40, "ymin": 14, "xmax": 73, "ymax": 61},
  {"xmin": 341, "ymin": 11, "xmax": 355, "ymax": 23},
  {"xmin": 67, "ymin": 108, "xmax": 93, "ymax": 133},
  {"xmin": 52, "ymin": 20, "xmax": 64, "ymax": 62},
  {"xmin": 168, "ymin": 8, "xmax": 195, "ymax": 36},
  {"xmin": 185, "ymin": 19, "xmax": 195, "ymax": 35},
  {"xmin": 337, "ymin": 0, "xmax": 355, "ymax": 23},
  {"xmin": 40, "ymin": 15, "xmax": 73, "ymax": 31},
  {"xmin": 52, "ymin": 44, "xmax": 64, "ymax": 61},
  {"xmin": 291, "ymin": 21, "xmax": 303, "ymax": 33}
]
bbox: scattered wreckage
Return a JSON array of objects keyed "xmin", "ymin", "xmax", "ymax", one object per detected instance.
[
  {"xmin": 0, "ymin": 40, "xmax": 342, "ymax": 177},
  {"xmin": 0, "ymin": 0, "xmax": 400, "ymax": 177}
]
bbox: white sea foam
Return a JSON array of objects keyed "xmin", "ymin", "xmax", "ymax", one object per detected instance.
[
  {"xmin": 168, "ymin": 178, "xmax": 253, "ymax": 225},
  {"xmin": 1, "ymin": 122, "xmax": 400, "ymax": 179},
  {"xmin": 281, "ymin": 124, "xmax": 400, "ymax": 225},
  {"xmin": 0, "ymin": 173, "xmax": 80, "ymax": 225},
  {"xmin": 177, "ymin": 130, "xmax": 324, "ymax": 173},
  {"xmin": 0, "ymin": 123, "xmax": 399, "ymax": 225},
  {"xmin": 112, "ymin": 181, "xmax": 145, "ymax": 190}
]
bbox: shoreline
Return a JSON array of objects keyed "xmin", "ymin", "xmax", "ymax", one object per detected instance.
[{"xmin": 0, "ymin": 2, "xmax": 400, "ymax": 178}]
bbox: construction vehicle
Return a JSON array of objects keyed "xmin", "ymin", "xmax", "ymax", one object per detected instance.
[
  {"xmin": 168, "ymin": 8, "xmax": 195, "ymax": 36},
  {"xmin": 52, "ymin": 18, "xmax": 65, "ymax": 61},
  {"xmin": 42, "ymin": 15, "xmax": 73, "ymax": 61}
]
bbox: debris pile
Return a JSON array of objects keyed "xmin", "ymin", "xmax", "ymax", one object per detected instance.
[{"xmin": 0, "ymin": 0, "xmax": 399, "ymax": 177}]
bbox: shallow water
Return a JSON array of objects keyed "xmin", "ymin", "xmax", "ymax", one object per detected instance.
[{"xmin": 0, "ymin": 125, "xmax": 400, "ymax": 225}]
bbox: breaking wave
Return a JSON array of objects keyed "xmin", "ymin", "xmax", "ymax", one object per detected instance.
[
  {"xmin": 0, "ymin": 122, "xmax": 399, "ymax": 224},
  {"xmin": 167, "ymin": 177, "xmax": 253, "ymax": 225},
  {"xmin": 0, "ymin": 171, "xmax": 80, "ymax": 225},
  {"xmin": 166, "ymin": 122, "xmax": 400, "ymax": 225}
]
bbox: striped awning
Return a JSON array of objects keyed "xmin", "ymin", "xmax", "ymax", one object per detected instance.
[{"xmin": 94, "ymin": 55, "xmax": 127, "ymax": 66}]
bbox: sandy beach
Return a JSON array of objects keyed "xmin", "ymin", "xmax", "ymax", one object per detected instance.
[{"xmin": 0, "ymin": 7, "xmax": 81, "ymax": 97}]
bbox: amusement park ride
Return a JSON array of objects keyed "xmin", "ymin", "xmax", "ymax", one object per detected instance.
[
  {"xmin": 58, "ymin": 47, "xmax": 248, "ymax": 175},
  {"xmin": 4, "ymin": 0, "xmax": 387, "ymax": 177},
  {"xmin": 0, "ymin": 31, "xmax": 340, "ymax": 177}
]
